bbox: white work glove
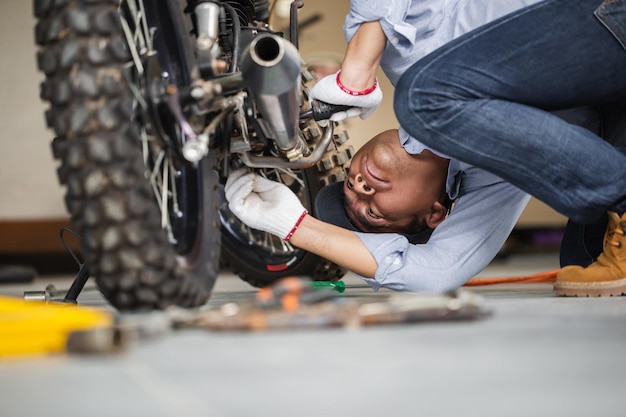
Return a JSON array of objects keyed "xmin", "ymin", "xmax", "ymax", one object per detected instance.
[
  {"xmin": 308, "ymin": 70, "xmax": 383, "ymax": 123},
  {"xmin": 224, "ymin": 169, "xmax": 308, "ymax": 240}
]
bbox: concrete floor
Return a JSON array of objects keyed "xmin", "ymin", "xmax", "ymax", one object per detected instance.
[{"xmin": 1, "ymin": 252, "xmax": 625, "ymax": 417}]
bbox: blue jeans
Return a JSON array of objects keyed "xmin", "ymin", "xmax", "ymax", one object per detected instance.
[
  {"xmin": 394, "ymin": 0, "xmax": 626, "ymax": 267},
  {"xmin": 395, "ymin": 0, "xmax": 626, "ymax": 224}
]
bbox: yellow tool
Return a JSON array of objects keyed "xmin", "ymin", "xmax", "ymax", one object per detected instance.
[{"xmin": 0, "ymin": 296, "xmax": 117, "ymax": 359}]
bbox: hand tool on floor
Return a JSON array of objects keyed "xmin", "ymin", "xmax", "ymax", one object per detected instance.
[
  {"xmin": 312, "ymin": 280, "xmax": 345, "ymax": 293},
  {"xmin": 189, "ymin": 289, "xmax": 489, "ymax": 332},
  {"xmin": 255, "ymin": 276, "xmax": 340, "ymax": 311},
  {"xmin": 0, "ymin": 296, "xmax": 126, "ymax": 358}
]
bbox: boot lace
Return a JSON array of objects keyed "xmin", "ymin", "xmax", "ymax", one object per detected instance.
[{"xmin": 607, "ymin": 222, "xmax": 626, "ymax": 249}]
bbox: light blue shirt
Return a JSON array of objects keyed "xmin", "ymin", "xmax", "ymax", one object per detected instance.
[
  {"xmin": 345, "ymin": 0, "xmax": 544, "ymax": 85},
  {"xmin": 343, "ymin": 0, "xmax": 543, "ymax": 292}
]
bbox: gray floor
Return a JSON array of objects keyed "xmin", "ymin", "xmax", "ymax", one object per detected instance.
[{"xmin": 1, "ymin": 253, "xmax": 625, "ymax": 417}]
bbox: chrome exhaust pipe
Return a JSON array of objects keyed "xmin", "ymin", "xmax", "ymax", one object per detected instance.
[{"xmin": 239, "ymin": 34, "xmax": 303, "ymax": 152}]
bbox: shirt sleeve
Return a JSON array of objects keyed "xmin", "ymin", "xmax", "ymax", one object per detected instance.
[
  {"xmin": 353, "ymin": 179, "xmax": 531, "ymax": 293},
  {"xmin": 344, "ymin": 0, "xmax": 427, "ymax": 52}
]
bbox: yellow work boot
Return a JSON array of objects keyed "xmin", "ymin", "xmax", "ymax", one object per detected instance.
[{"xmin": 555, "ymin": 211, "xmax": 626, "ymax": 297}]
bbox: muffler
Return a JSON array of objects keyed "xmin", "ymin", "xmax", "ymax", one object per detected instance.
[{"xmin": 239, "ymin": 33, "xmax": 303, "ymax": 152}]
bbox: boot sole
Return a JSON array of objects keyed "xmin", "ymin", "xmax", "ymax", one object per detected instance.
[{"xmin": 553, "ymin": 277, "xmax": 626, "ymax": 297}]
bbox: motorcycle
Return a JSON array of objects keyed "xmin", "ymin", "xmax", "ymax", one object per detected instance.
[{"xmin": 33, "ymin": 0, "xmax": 354, "ymax": 310}]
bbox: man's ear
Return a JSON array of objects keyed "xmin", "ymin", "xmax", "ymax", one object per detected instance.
[{"xmin": 425, "ymin": 201, "xmax": 448, "ymax": 229}]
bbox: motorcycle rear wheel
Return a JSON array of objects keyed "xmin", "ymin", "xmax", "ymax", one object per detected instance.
[
  {"xmin": 220, "ymin": 114, "xmax": 354, "ymax": 288},
  {"xmin": 34, "ymin": 0, "xmax": 220, "ymax": 310}
]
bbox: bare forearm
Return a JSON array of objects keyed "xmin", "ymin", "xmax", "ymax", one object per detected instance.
[
  {"xmin": 339, "ymin": 21, "xmax": 386, "ymax": 91},
  {"xmin": 289, "ymin": 215, "xmax": 377, "ymax": 277}
]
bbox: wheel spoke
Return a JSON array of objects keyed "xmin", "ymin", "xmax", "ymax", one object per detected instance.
[
  {"xmin": 149, "ymin": 150, "xmax": 165, "ymax": 207},
  {"xmin": 121, "ymin": 0, "xmax": 179, "ymax": 244},
  {"xmin": 118, "ymin": 0, "xmax": 154, "ymax": 76},
  {"xmin": 119, "ymin": 13, "xmax": 144, "ymax": 75},
  {"xmin": 160, "ymin": 154, "xmax": 169, "ymax": 230},
  {"xmin": 168, "ymin": 158, "xmax": 180, "ymax": 216}
]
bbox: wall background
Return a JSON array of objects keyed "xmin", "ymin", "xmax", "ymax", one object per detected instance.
[
  {"xmin": 0, "ymin": 0, "xmax": 565, "ymax": 227},
  {"xmin": 0, "ymin": 0, "xmax": 68, "ymax": 219}
]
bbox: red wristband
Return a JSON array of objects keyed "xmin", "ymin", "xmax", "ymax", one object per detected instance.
[
  {"xmin": 336, "ymin": 71, "xmax": 378, "ymax": 96},
  {"xmin": 284, "ymin": 210, "xmax": 308, "ymax": 241}
]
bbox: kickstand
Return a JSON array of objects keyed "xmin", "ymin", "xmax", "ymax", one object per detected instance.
[{"xmin": 59, "ymin": 227, "xmax": 90, "ymax": 304}]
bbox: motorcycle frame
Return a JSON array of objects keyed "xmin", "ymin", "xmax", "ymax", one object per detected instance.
[{"xmin": 141, "ymin": 0, "xmax": 334, "ymax": 171}]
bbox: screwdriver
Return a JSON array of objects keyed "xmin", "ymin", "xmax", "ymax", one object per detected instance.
[
  {"xmin": 256, "ymin": 277, "xmax": 345, "ymax": 312},
  {"xmin": 312, "ymin": 280, "xmax": 345, "ymax": 293}
]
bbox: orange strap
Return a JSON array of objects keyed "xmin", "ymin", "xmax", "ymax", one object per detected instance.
[{"xmin": 463, "ymin": 269, "xmax": 559, "ymax": 286}]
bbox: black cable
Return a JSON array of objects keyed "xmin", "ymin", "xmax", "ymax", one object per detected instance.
[
  {"xmin": 59, "ymin": 227, "xmax": 90, "ymax": 303},
  {"xmin": 59, "ymin": 227, "xmax": 83, "ymax": 267},
  {"xmin": 221, "ymin": 3, "xmax": 241, "ymax": 72}
]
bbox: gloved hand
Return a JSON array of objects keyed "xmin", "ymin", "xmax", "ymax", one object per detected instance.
[
  {"xmin": 224, "ymin": 169, "xmax": 308, "ymax": 240},
  {"xmin": 308, "ymin": 70, "xmax": 382, "ymax": 123}
]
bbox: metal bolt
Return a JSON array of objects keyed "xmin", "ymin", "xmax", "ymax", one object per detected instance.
[{"xmin": 190, "ymin": 86, "xmax": 204, "ymax": 100}]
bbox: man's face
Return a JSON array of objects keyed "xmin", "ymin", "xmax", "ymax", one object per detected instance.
[{"xmin": 342, "ymin": 130, "xmax": 448, "ymax": 234}]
